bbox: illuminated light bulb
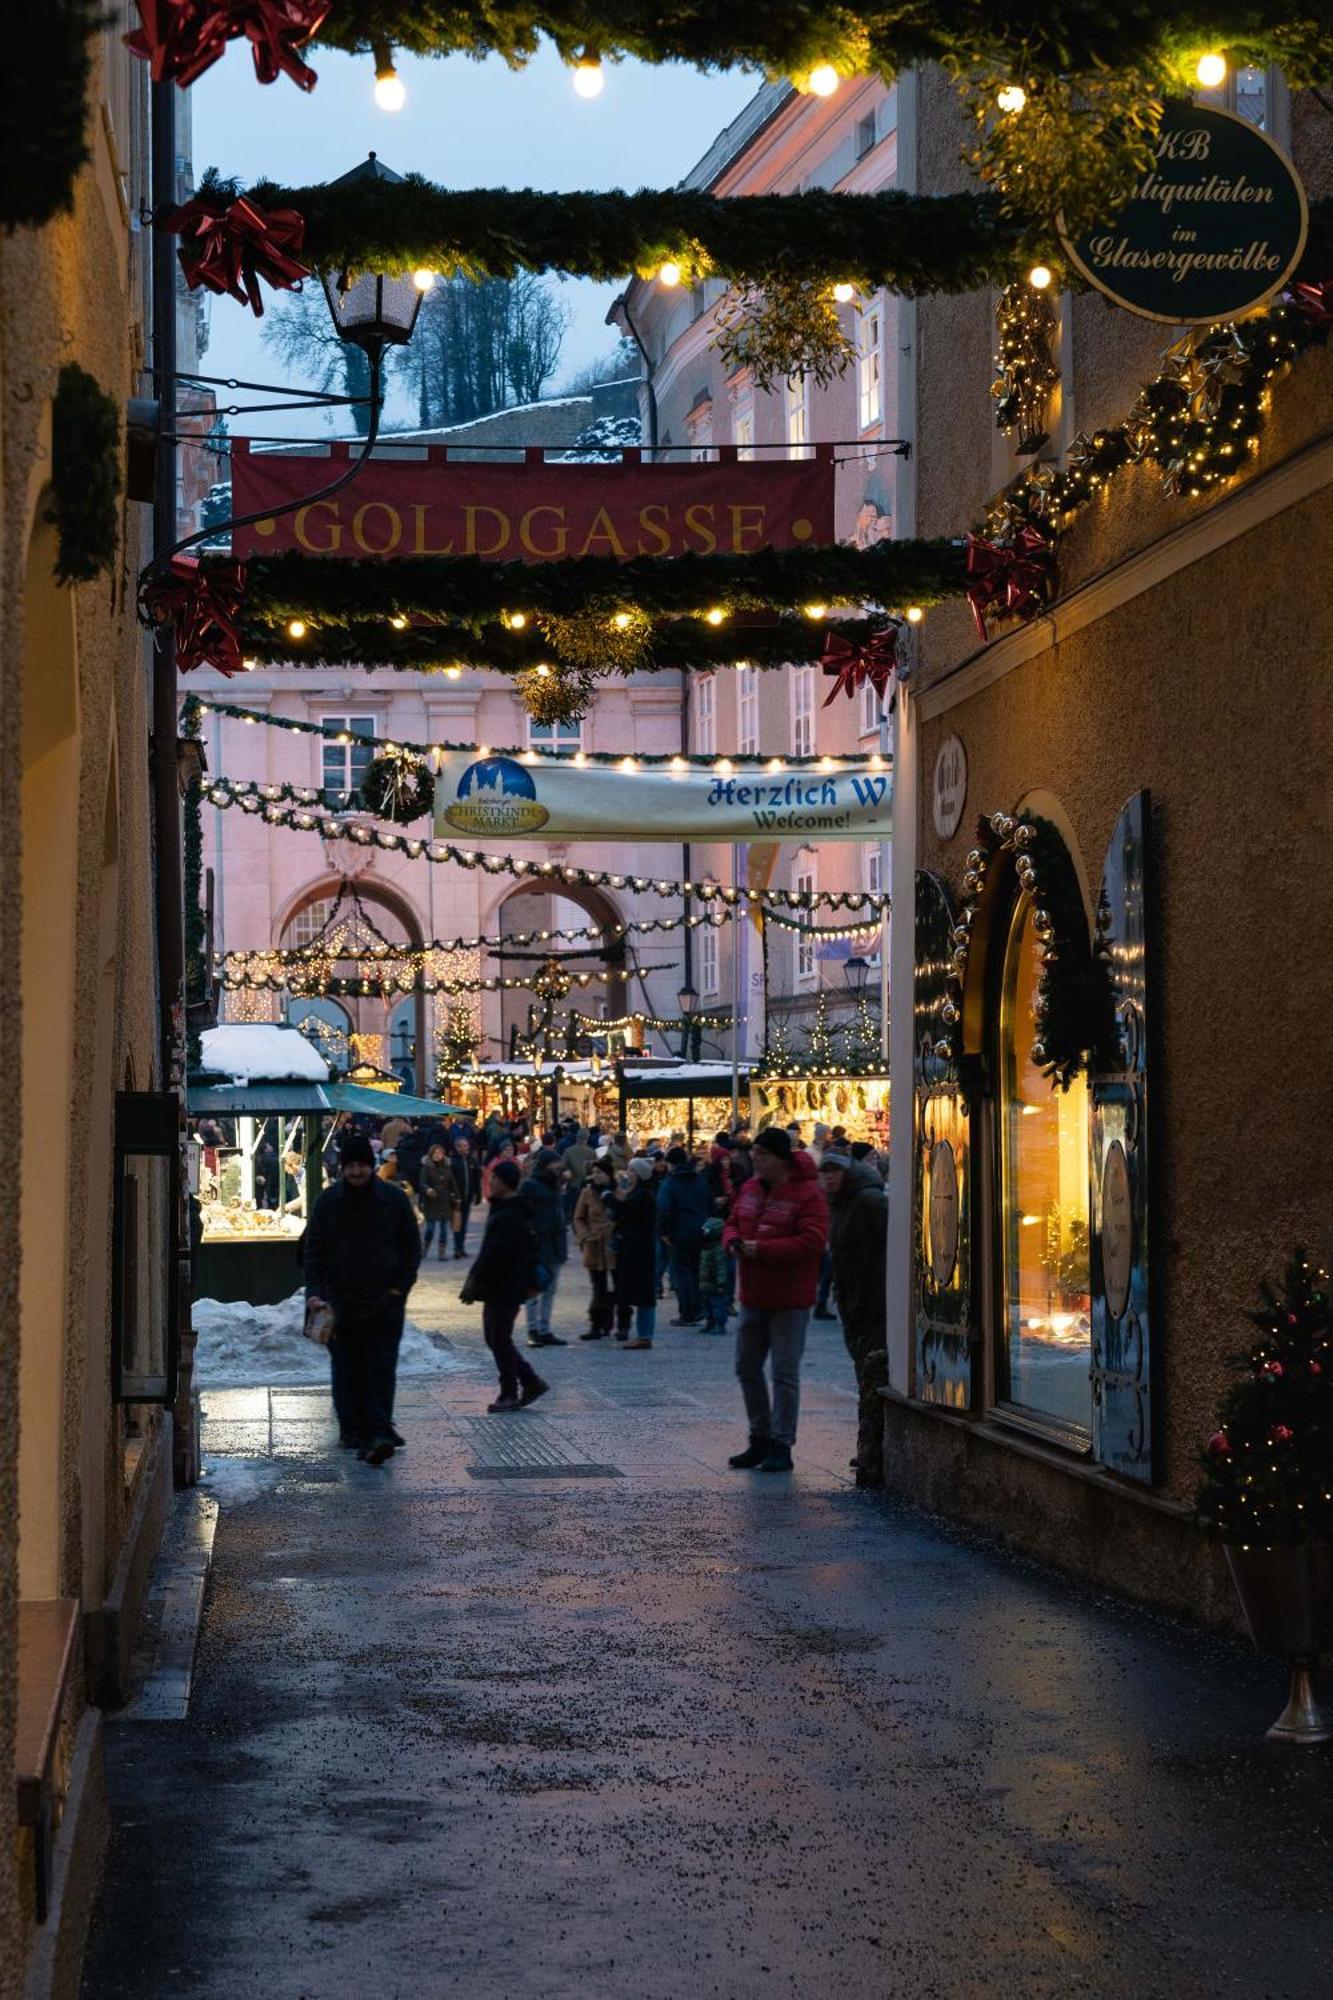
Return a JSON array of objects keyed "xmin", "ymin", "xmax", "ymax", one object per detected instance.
[
  {"xmin": 716, "ymin": 758, "xmax": 734, "ymax": 776},
  {"xmin": 521, "ymin": 751, "xmax": 538, "ymax": 765},
  {"xmin": 286, "ymin": 618, "xmax": 307, "ymax": 639},
  {"xmin": 612, "ymin": 611, "xmax": 632, "ymax": 630},
  {"xmin": 808, "ymin": 63, "xmax": 839, "ymax": 98},
  {"xmin": 705, "ymin": 607, "xmax": 726, "ymax": 626},
  {"xmin": 507, "ymin": 611, "xmax": 527, "ymax": 629},
  {"xmin": 869, "ymin": 753, "xmax": 884, "ymax": 770},
  {"xmin": 619, "ymin": 757, "xmax": 637, "ymax": 773},
  {"xmin": 819, "ymin": 756, "xmax": 838, "ymax": 772},
  {"xmin": 535, "ymin": 662, "xmax": 552, "ymax": 678},
  {"xmin": 996, "ymin": 84, "xmax": 1027, "ymax": 114},
  {"xmin": 1028, "ymin": 264, "xmax": 1054, "ymax": 291},
  {"xmin": 572, "ymin": 55, "xmax": 604, "ymax": 98},
  {"xmin": 444, "ymin": 665, "xmax": 462, "ymax": 679},
  {"xmin": 412, "ymin": 269, "xmax": 436, "ymax": 293},
  {"xmin": 804, "ymin": 602, "xmax": 828, "ymax": 620},
  {"xmin": 669, "ymin": 756, "xmax": 688, "ymax": 772},
  {"xmin": 1196, "ymin": 52, "xmax": 1227, "ymax": 88},
  {"xmin": 658, "ymin": 260, "xmax": 683, "ymax": 289},
  {"xmin": 373, "ymin": 54, "xmax": 406, "ymax": 111},
  {"xmin": 477, "ymin": 746, "xmax": 489, "ymax": 758},
  {"xmin": 241, "ymin": 657, "xmax": 257, "ymax": 671},
  {"xmin": 572, "ymin": 752, "xmax": 587, "ymax": 767},
  {"xmin": 767, "ymin": 758, "xmax": 785, "ymax": 774},
  {"xmin": 390, "ymin": 614, "xmax": 408, "ymax": 630},
  {"xmin": 832, "ymin": 281, "xmax": 855, "ymax": 304},
  {"xmin": 905, "ymin": 605, "xmax": 924, "ymax": 624},
  {"xmin": 734, "ymin": 658, "xmax": 750, "ymax": 671}
]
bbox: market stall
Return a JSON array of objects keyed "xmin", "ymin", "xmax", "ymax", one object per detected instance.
[
  {"xmin": 444, "ymin": 1060, "xmax": 618, "ymax": 1132},
  {"xmin": 617, "ymin": 1061, "xmax": 752, "ymax": 1150},
  {"xmin": 750, "ymin": 1071, "xmax": 890, "ymax": 1150}
]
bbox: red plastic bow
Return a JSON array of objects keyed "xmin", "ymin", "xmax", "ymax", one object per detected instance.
[
  {"xmin": 126, "ymin": 1, "xmax": 327, "ymax": 92},
  {"xmin": 142, "ymin": 557, "xmax": 248, "ymax": 677},
  {"xmin": 1287, "ymin": 278, "xmax": 1333, "ymax": 328},
  {"xmin": 964, "ymin": 525, "xmax": 1056, "ymax": 642},
  {"xmin": 820, "ymin": 627, "xmax": 899, "ymax": 706},
  {"xmin": 161, "ymin": 191, "xmax": 311, "ymax": 316}
]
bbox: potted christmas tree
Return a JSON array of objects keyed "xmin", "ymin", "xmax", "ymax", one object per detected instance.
[{"xmin": 1198, "ymin": 1249, "xmax": 1333, "ymax": 1743}]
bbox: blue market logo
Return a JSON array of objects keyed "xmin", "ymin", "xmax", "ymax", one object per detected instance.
[{"xmin": 444, "ymin": 755, "xmax": 549, "ymax": 834}]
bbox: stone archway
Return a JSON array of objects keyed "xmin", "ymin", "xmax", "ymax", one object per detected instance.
[
  {"xmin": 492, "ymin": 882, "xmax": 628, "ymax": 1058},
  {"xmin": 277, "ymin": 875, "xmax": 429, "ymax": 1090}
]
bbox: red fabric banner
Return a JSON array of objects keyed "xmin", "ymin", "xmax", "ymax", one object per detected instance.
[{"xmin": 231, "ymin": 442, "xmax": 835, "ymax": 562}]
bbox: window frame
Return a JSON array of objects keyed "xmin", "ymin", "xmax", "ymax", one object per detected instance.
[
  {"xmin": 737, "ymin": 672, "xmax": 759, "ymax": 755},
  {"xmin": 320, "ymin": 713, "xmax": 377, "ymax": 809},
  {"xmin": 694, "ymin": 673, "xmax": 717, "ymax": 755},
  {"xmin": 857, "ymin": 306, "xmax": 882, "ymax": 431},
  {"xmin": 527, "ymin": 715, "xmax": 584, "ymax": 756},
  {"xmin": 699, "ymin": 921, "xmax": 720, "ymax": 1000},
  {"xmin": 785, "ymin": 375, "xmax": 812, "ymax": 460},
  {"xmin": 794, "ymin": 865, "xmax": 818, "ymax": 985},
  {"xmin": 791, "ymin": 666, "xmax": 815, "ymax": 758}
]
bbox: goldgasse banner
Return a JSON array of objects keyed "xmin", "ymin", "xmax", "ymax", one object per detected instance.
[
  {"xmin": 433, "ymin": 751, "xmax": 892, "ymax": 844},
  {"xmin": 231, "ymin": 441, "xmax": 835, "ymax": 561}
]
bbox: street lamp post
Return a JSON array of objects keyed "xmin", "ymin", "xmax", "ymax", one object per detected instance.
[{"xmin": 677, "ymin": 980, "xmax": 700, "ymax": 1062}]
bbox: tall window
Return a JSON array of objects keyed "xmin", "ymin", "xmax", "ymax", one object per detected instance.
[
  {"xmin": 999, "ymin": 895, "xmax": 1092, "ymax": 1435},
  {"xmin": 857, "ymin": 307, "xmax": 882, "ymax": 430},
  {"xmin": 694, "ymin": 673, "xmax": 716, "ymax": 754},
  {"xmin": 864, "ymin": 844, "xmax": 883, "ymax": 897},
  {"xmin": 785, "ymin": 375, "xmax": 812, "ymax": 460},
  {"xmin": 737, "ymin": 672, "xmax": 759, "ymax": 754},
  {"xmin": 860, "ymin": 675, "xmax": 885, "ymax": 738},
  {"xmin": 321, "ymin": 715, "xmax": 375, "ymax": 808},
  {"xmin": 687, "ymin": 397, "xmax": 715, "ymax": 462},
  {"xmin": 791, "ymin": 667, "xmax": 815, "ymax": 757},
  {"xmin": 733, "ymin": 406, "xmax": 755, "ymax": 460},
  {"xmin": 795, "ymin": 865, "xmax": 817, "ymax": 983},
  {"xmin": 699, "ymin": 921, "xmax": 720, "ymax": 999},
  {"xmin": 528, "ymin": 717, "xmax": 583, "ymax": 755},
  {"xmin": 856, "ymin": 111, "xmax": 877, "ymax": 159}
]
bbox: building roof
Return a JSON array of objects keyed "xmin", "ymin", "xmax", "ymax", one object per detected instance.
[
  {"xmin": 200, "ymin": 1024, "xmax": 330, "ymax": 1083},
  {"xmin": 680, "ymin": 81, "xmax": 795, "ymax": 192}
]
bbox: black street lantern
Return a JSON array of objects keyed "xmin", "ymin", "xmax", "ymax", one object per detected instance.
[
  {"xmin": 321, "ymin": 153, "xmax": 428, "ymax": 355},
  {"xmin": 677, "ymin": 981, "xmax": 700, "ymax": 1018},
  {"xmin": 842, "ymin": 953, "xmax": 870, "ymax": 994}
]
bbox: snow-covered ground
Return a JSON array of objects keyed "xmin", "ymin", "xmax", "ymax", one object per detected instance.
[{"xmin": 193, "ymin": 1293, "xmax": 469, "ymax": 1388}]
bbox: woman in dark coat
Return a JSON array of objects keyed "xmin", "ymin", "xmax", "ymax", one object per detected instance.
[
  {"xmin": 451, "ymin": 1136, "xmax": 483, "ymax": 1258},
  {"xmin": 611, "ymin": 1157, "xmax": 659, "ymax": 1349},
  {"xmin": 418, "ymin": 1144, "xmax": 458, "ymax": 1261},
  {"xmin": 461, "ymin": 1159, "xmax": 548, "ymax": 1413}
]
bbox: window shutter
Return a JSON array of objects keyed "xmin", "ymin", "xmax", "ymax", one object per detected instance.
[
  {"xmin": 914, "ymin": 871, "xmax": 974, "ymax": 1407},
  {"xmin": 1089, "ymin": 792, "xmax": 1154, "ymax": 1480}
]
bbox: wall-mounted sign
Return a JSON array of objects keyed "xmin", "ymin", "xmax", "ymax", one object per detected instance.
[
  {"xmin": 1100, "ymin": 1139, "xmax": 1134, "ymax": 1322},
  {"xmin": 232, "ymin": 441, "xmax": 835, "ymax": 560},
  {"xmin": 434, "ymin": 752, "xmax": 892, "ymax": 843},
  {"xmin": 928, "ymin": 1138, "xmax": 960, "ymax": 1286},
  {"xmin": 932, "ymin": 735, "xmax": 967, "ymax": 840},
  {"xmin": 1059, "ymin": 103, "xmax": 1308, "ymax": 326}
]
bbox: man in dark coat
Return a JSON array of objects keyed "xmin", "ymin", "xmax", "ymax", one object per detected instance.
[
  {"xmin": 521, "ymin": 1147, "xmax": 569, "ymax": 1348},
  {"xmin": 305, "ymin": 1132, "xmax": 421, "ymax": 1465},
  {"xmin": 657, "ymin": 1146, "xmax": 713, "ymax": 1326},
  {"xmin": 461, "ymin": 1158, "xmax": 549, "ymax": 1412},
  {"xmin": 819, "ymin": 1151, "xmax": 889, "ymax": 1487}
]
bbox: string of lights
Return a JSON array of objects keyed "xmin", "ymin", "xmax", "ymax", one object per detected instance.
[
  {"xmin": 189, "ymin": 695, "xmax": 890, "ymax": 777},
  {"xmin": 202, "ymin": 777, "xmax": 890, "ymax": 912},
  {"xmin": 572, "ymin": 1009, "xmax": 732, "ymax": 1036},
  {"xmin": 219, "ymin": 966, "xmax": 611, "ymax": 997}
]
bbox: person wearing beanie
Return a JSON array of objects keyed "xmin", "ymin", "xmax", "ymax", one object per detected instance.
[
  {"xmin": 722, "ymin": 1124, "xmax": 830, "ymax": 1473},
  {"xmin": 304, "ymin": 1132, "xmax": 422, "ymax": 1465},
  {"xmin": 520, "ymin": 1146, "xmax": 569, "ymax": 1348},
  {"xmin": 611, "ymin": 1155, "xmax": 660, "ymax": 1346},
  {"xmin": 818, "ymin": 1150, "xmax": 889, "ymax": 1487},
  {"xmin": 461, "ymin": 1158, "xmax": 549, "ymax": 1413}
]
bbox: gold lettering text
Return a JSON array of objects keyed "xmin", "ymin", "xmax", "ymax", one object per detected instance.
[
  {"xmin": 684, "ymin": 502, "xmax": 718, "ymax": 555},
  {"xmin": 410, "ymin": 503, "xmax": 454, "ymax": 555},
  {"xmin": 463, "ymin": 506, "xmax": 511, "ymax": 557},
  {"xmin": 636, "ymin": 504, "xmax": 673, "ymax": 556},
  {"xmin": 519, "ymin": 506, "xmax": 568, "ymax": 558},
  {"xmin": 578, "ymin": 506, "xmax": 628, "ymax": 559},
  {"xmin": 352, "ymin": 503, "xmax": 402, "ymax": 555},
  {"xmin": 294, "ymin": 500, "xmax": 342, "ymax": 553},
  {"xmin": 729, "ymin": 505, "xmax": 766, "ymax": 552}
]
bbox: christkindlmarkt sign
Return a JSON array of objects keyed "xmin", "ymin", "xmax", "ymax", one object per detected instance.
[
  {"xmin": 232, "ymin": 441, "xmax": 835, "ymax": 560},
  {"xmin": 1060, "ymin": 103, "xmax": 1308, "ymax": 326},
  {"xmin": 433, "ymin": 752, "xmax": 892, "ymax": 844}
]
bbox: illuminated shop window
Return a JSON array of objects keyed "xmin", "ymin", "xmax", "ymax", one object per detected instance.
[{"xmin": 999, "ymin": 895, "xmax": 1092, "ymax": 1434}]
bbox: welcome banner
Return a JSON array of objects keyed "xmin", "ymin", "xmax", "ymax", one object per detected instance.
[
  {"xmin": 232, "ymin": 442, "xmax": 835, "ymax": 562},
  {"xmin": 433, "ymin": 752, "xmax": 891, "ymax": 844}
]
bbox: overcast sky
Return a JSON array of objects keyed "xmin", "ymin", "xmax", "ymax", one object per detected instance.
[{"xmin": 189, "ymin": 44, "xmax": 755, "ymax": 434}]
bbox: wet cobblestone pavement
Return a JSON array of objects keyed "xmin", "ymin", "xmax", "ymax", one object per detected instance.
[{"xmin": 84, "ymin": 1256, "xmax": 1333, "ymax": 1998}]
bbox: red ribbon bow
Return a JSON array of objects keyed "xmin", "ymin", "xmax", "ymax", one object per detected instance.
[
  {"xmin": 820, "ymin": 627, "xmax": 899, "ymax": 706},
  {"xmin": 964, "ymin": 525, "xmax": 1056, "ymax": 642},
  {"xmin": 142, "ymin": 556, "xmax": 248, "ymax": 677},
  {"xmin": 1287, "ymin": 278, "xmax": 1333, "ymax": 328},
  {"xmin": 126, "ymin": 1, "xmax": 327, "ymax": 92},
  {"xmin": 161, "ymin": 191, "xmax": 311, "ymax": 316}
]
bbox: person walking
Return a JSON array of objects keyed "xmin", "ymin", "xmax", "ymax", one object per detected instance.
[
  {"xmin": 418, "ymin": 1143, "xmax": 458, "ymax": 1261},
  {"xmin": 611, "ymin": 1156, "xmax": 659, "ymax": 1348},
  {"xmin": 723, "ymin": 1128, "xmax": 829, "ymax": 1474},
  {"xmin": 698, "ymin": 1216, "xmax": 730, "ymax": 1335},
  {"xmin": 657, "ymin": 1146, "xmax": 712, "ymax": 1326},
  {"xmin": 573, "ymin": 1158, "xmax": 617, "ymax": 1339},
  {"xmin": 818, "ymin": 1150, "xmax": 889, "ymax": 1487},
  {"xmin": 304, "ymin": 1132, "xmax": 421, "ymax": 1466},
  {"xmin": 522, "ymin": 1147, "xmax": 569, "ymax": 1348},
  {"xmin": 451, "ymin": 1136, "xmax": 482, "ymax": 1257},
  {"xmin": 460, "ymin": 1159, "xmax": 549, "ymax": 1413},
  {"xmin": 561, "ymin": 1125, "xmax": 596, "ymax": 1220}
]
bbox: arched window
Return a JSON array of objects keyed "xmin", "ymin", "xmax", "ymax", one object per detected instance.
[
  {"xmin": 998, "ymin": 894, "xmax": 1092, "ymax": 1437},
  {"xmin": 286, "ymin": 996, "xmax": 351, "ymax": 1070}
]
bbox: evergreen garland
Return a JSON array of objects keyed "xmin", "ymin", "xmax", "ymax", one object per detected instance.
[
  {"xmin": 48, "ymin": 363, "xmax": 121, "ymax": 585},
  {"xmin": 2, "ymin": 0, "xmax": 99, "ymax": 230},
  {"xmin": 1198, "ymin": 1250, "xmax": 1333, "ymax": 1548}
]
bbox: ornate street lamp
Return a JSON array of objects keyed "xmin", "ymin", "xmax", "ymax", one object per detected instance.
[
  {"xmin": 677, "ymin": 981, "xmax": 700, "ymax": 1062},
  {"xmin": 842, "ymin": 953, "xmax": 870, "ymax": 993},
  {"xmin": 320, "ymin": 153, "xmax": 429, "ymax": 363}
]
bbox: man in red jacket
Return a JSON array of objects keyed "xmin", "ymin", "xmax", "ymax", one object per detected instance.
[{"xmin": 722, "ymin": 1126, "xmax": 830, "ymax": 1473}]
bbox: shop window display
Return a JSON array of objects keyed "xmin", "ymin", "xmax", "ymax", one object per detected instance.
[{"xmin": 999, "ymin": 896, "xmax": 1092, "ymax": 1434}]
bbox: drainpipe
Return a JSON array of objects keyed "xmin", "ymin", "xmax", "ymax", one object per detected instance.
[
  {"xmin": 610, "ymin": 289, "xmax": 658, "ymax": 454},
  {"xmin": 150, "ymin": 77, "xmax": 184, "ymax": 1090}
]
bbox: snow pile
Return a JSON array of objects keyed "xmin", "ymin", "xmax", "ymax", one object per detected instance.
[
  {"xmin": 199, "ymin": 1023, "xmax": 330, "ymax": 1082},
  {"xmin": 193, "ymin": 1293, "xmax": 468, "ymax": 1387}
]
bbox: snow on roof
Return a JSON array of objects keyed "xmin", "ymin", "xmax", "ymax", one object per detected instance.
[{"xmin": 200, "ymin": 1024, "xmax": 330, "ymax": 1083}]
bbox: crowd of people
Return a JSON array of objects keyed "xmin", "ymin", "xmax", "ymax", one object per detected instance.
[{"xmin": 299, "ymin": 1105, "xmax": 890, "ymax": 1484}]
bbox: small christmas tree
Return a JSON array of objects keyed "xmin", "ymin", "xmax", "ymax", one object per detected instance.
[
  {"xmin": 804, "ymin": 990, "xmax": 838, "ymax": 1071},
  {"xmin": 435, "ymin": 1005, "xmax": 479, "ymax": 1086},
  {"xmin": 1197, "ymin": 1249, "xmax": 1333, "ymax": 1547},
  {"xmin": 758, "ymin": 1010, "xmax": 797, "ymax": 1074},
  {"xmin": 842, "ymin": 995, "xmax": 881, "ymax": 1074}
]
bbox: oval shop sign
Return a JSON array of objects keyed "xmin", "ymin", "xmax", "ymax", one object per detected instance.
[{"xmin": 1059, "ymin": 102, "xmax": 1307, "ymax": 326}]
